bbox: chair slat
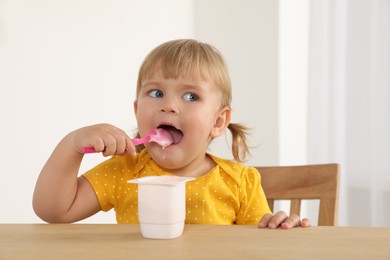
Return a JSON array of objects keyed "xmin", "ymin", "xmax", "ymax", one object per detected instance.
[
  {"xmin": 290, "ymin": 199, "xmax": 301, "ymax": 216},
  {"xmin": 267, "ymin": 199, "xmax": 274, "ymax": 212}
]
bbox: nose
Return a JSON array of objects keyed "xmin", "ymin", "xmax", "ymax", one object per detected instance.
[
  {"xmin": 160, "ymin": 97, "xmax": 179, "ymax": 114},
  {"xmin": 160, "ymin": 105, "xmax": 179, "ymax": 114}
]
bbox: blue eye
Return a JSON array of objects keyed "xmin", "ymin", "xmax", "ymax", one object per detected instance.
[
  {"xmin": 149, "ymin": 89, "xmax": 164, "ymax": 98},
  {"xmin": 183, "ymin": 93, "xmax": 198, "ymax": 102}
]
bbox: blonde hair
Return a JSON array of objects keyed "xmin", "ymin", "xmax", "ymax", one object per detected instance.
[{"xmin": 135, "ymin": 39, "xmax": 250, "ymax": 162}]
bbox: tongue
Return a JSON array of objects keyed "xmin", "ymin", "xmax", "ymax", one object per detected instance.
[{"xmin": 167, "ymin": 128, "xmax": 183, "ymax": 144}]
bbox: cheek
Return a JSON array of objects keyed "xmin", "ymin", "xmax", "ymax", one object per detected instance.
[
  {"xmin": 185, "ymin": 110, "xmax": 216, "ymax": 131},
  {"xmin": 136, "ymin": 99, "xmax": 152, "ymax": 116},
  {"xmin": 135, "ymin": 101, "xmax": 155, "ymax": 126}
]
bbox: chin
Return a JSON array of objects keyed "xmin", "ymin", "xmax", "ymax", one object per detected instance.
[
  {"xmin": 149, "ymin": 149, "xmax": 177, "ymax": 166},
  {"xmin": 154, "ymin": 159, "xmax": 180, "ymax": 172}
]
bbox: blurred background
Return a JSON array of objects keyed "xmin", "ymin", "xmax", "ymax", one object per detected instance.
[{"xmin": 0, "ymin": 0, "xmax": 389, "ymax": 226}]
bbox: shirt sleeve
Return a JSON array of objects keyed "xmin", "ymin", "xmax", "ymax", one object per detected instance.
[
  {"xmin": 82, "ymin": 157, "xmax": 122, "ymax": 212},
  {"xmin": 235, "ymin": 167, "xmax": 272, "ymax": 225}
]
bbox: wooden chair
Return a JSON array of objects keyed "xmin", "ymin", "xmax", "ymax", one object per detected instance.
[{"xmin": 256, "ymin": 164, "xmax": 340, "ymax": 226}]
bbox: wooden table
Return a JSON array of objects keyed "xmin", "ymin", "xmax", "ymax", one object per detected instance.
[{"xmin": 1, "ymin": 224, "xmax": 389, "ymax": 259}]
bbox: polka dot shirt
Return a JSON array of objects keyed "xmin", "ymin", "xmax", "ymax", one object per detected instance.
[{"xmin": 82, "ymin": 150, "xmax": 272, "ymax": 225}]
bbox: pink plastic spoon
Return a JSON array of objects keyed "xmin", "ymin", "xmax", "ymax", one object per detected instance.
[{"xmin": 82, "ymin": 128, "xmax": 174, "ymax": 154}]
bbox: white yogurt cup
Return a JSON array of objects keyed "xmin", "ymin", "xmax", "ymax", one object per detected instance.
[{"xmin": 128, "ymin": 176, "xmax": 194, "ymax": 239}]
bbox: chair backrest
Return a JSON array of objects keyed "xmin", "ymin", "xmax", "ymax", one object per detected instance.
[{"xmin": 255, "ymin": 164, "xmax": 340, "ymax": 226}]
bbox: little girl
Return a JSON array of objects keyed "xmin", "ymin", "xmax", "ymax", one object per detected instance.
[{"xmin": 33, "ymin": 39, "xmax": 309, "ymax": 229}]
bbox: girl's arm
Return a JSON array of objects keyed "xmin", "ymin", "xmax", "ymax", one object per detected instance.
[{"xmin": 32, "ymin": 124, "xmax": 135, "ymax": 223}]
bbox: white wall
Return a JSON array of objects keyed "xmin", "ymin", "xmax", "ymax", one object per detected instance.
[
  {"xmin": 0, "ymin": 0, "xmax": 194, "ymax": 223},
  {"xmin": 278, "ymin": 0, "xmax": 309, "ymax": 166}
]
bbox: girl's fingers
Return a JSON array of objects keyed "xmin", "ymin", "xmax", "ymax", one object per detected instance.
[
  {"xmin": 258, "ymin": 214, "xmax": 273, "ymax": 228},
  {"xmin": 258, "ymin": 211, "xmax": 311, "ymax": 229},
  {"xmin": 281, "ymin": 214, "xmax": 301, "ymax": 229},
  {"xmin": 125, "ymin": 138, "xmax": 137, "ymax": 157},
  {"xmin": 114, "ymin": 129, "xmax": 136, "ymax": 156},
  {"xmin": 258, "ymin": 212, "xmax": 288, "ymax": 229},
  {"xmin": 301, "ymin": 218, "xmax": 311, "ymax": 227},
  {"xmin": 268, "ymin": 211, "xmax": 288, "ymax": 228},
  {"xmin": 115, "ymin": 135, "xmax": 128, "ymax": 155},
  {"xmin": 101, "ymin": 134, "xmax": 118, "ymax": 156},
  {"xmin": 92, "ymin": 127, "xmax": 131, "ymax": 156},
  {"xmin": 90, "ymin": 137, "xmax": 105, "ymax": 153}
]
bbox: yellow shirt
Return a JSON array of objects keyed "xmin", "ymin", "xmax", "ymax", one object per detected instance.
[{"xmin": 82, "ymin": 150, "xmax": 271, "ymax": 225}]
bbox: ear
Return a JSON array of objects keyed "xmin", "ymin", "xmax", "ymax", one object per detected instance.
[{"xmin": 211, "ymin": 106, "xmax": 231, "ymax": 138}]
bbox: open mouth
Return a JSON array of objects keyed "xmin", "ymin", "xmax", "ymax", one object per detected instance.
[{"xmin": 157, "ymin": 125, "xmax": 183, "ymax": 144}]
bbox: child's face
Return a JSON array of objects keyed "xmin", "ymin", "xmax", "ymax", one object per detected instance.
[{"xmin": 134, "ymin": 69, "xmax": 230, "ymax": 174}]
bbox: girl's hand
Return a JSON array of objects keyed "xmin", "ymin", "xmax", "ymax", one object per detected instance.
[
  {"xmin": 69, "ymin": 123, "xmax": 136, "ymax": 157},
  {"xmin": 258, "ymin": 211, "xmax": 310, "ymax": 229}
]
